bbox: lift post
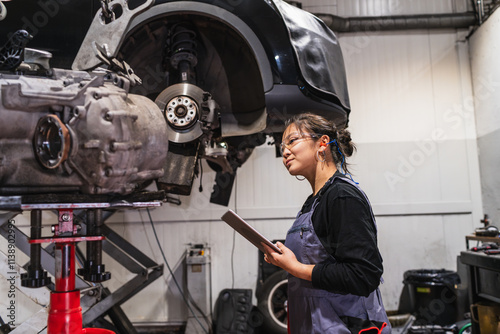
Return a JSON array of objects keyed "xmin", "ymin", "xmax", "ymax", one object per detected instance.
[
  {"xmin": 0, "ymin": 195, "xmax": 164, "ymax": 334},
  {"xmin": 28, "ymin": 208, "xmax": 113, "ymax": 334}
]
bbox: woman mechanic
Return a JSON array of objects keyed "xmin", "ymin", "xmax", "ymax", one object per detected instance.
[{"xmin": 262, "ymin": 113, "xmax": 391, "ymax": 334}]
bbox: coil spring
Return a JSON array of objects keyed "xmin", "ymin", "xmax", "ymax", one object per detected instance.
[{"xmin": 169, "ymin": 24, "xmax": 198, "ymax": 67}]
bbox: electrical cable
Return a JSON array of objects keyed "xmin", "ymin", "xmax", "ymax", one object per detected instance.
[
  {"xmin": 199, "ymin": 159, "xmax": 203, "ymax": 192},
  {"xmin": 458, "ymin": 322, "xmax": 471, "ymax": 334},
  {"xmin": 230, "ymin": 176, "xmax": 237, "ymax": 289},
  {"xmin": 146, "ymin": 208, "xmax": 209, "ymax": 334},
  {"xmin": 186, "ymin": 287, "xmax": 213, "ymax": 329},
  {"xmin": 231, "ymin": 229, "xmax": 236, "ymax": 289}
]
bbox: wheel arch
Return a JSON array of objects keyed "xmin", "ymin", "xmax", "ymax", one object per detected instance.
[{"xmin": 123, "ymin": 1, "xmax": 275, "ymax": 136}]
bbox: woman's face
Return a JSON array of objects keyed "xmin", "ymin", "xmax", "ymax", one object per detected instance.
[{"xmin": 281, "ymin": 124, "xmax": 319, "ymax": 177}]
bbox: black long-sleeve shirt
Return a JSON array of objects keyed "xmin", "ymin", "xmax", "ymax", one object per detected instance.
[{"xmin": 301, "ymin": 172, "xmax": 383, "ymax": 297}]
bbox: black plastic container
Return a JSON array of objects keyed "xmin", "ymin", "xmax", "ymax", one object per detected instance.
[{"xmin": 403, "ymin": 269, "xmax": 460, "ymax": 326}]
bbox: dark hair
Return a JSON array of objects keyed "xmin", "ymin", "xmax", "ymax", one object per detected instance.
[{"xmin": 284, "ymin": 113, "xmax": 356, "ymax": 174}]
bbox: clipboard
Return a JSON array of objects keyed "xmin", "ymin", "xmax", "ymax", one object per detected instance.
[{"xmin": 221, "ymin": 209, "xmax": 282, "ymax": 254}]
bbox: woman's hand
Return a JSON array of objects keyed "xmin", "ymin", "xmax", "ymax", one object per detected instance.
[
  {"xmin": 262, "ymin": 241, "xmax": 296, "ymax": 269},
  {"xmin": 261, "ymin": 241, "xmax": 314, "ymax": 281}
]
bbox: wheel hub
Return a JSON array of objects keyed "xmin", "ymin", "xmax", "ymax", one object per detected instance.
[
  {"xmin": 155, "ymin": 83, "xmax": 205, "ymax": 143},
  {"xmin": 166, "ymin": 95, "xmax": 198, "ymax": 129}
]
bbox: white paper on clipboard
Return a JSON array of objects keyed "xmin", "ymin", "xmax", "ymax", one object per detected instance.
[{"xmin": 221, "ymin": 209, "xmax": 282, "ymax": 254}]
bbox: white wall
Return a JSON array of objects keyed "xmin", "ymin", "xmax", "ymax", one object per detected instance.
[
  {"xmin": 338, "ymin": 28, "xmax": 483, "ymax": 310},
  {"xmin": 469, "ymin": 8, "xmax": 500, "ymax": 227}
]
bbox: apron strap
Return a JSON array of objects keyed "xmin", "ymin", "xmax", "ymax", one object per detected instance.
[
  {"xmin": 320, "ymin": 174, "xmax": 378, "ymax": 232},
  {"xmin": 340, "ymin": 316, "xmax": 388, "ymax": 334}
]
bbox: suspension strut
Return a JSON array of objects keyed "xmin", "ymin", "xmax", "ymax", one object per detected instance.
[{"xmin": 168, "ymin": 23, "xmax": 198, "ymax": 84}]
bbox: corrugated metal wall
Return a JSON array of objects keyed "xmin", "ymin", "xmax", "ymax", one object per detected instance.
[{"xmin": 303, "ymin": 0, "xmax": 470, "ymax": 16}]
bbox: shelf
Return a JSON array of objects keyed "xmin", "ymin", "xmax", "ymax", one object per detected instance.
[{"xmin": 465, "ymin": 234, "xmax": 500, "ymax": 249}]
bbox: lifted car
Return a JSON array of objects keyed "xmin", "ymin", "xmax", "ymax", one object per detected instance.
[{"xmin": 0, "ymin": 0, "xmax": 350, "ymax": 205}]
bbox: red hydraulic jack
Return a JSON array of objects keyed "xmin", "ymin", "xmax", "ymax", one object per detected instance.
[{"xmin": 28, "ymin": 209, "xmax": 115, "ymax": 334}]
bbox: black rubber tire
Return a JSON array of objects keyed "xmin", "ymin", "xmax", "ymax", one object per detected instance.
[{"xmin": 257, "ymin": 270, "xmax": 288, "ymax": 334}]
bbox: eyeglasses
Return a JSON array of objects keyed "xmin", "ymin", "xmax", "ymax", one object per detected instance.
[{"xmin": 280, "ymin": 132, "xmax": 319, "ymax": 154}]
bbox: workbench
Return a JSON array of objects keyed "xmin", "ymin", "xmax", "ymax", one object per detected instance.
[{"xmin": 460, "ymin": 250, "xmax": 500, "ymax": 333}]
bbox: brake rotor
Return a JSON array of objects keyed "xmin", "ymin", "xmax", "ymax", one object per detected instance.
[{"xmin": 155, "ymin": 83, "xmax": 204, "ymax": 143}]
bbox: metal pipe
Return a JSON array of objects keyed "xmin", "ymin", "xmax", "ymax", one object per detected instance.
[
  {"xmin": 55, "ymin": 243, "xmax": 75, "ymax": 292},
  {"xmin": 470, "ymin": 0, "xmax": 478, "ymax": 18},
  {"xmin": 29, "ymin": 210, "xmax": 42, "ymax": 272},
  {"xmin": 478, "ymin": 0, "xmax": 484, "ymax": 24},
  {"xmin": 78, "ymin": 209, "xmax": 110, "ymax": 282},
  {"xmin": 315, "ymin": 12, "xmax": 478, "ymax": 33},
  {"xmin": 21, "ymin": 209, "xmax": 51, "ymax": 288},
  {"xmin": 93, "ymin": 209, "xmax": 103, "ymax": 266},
  {"xmin": 86, "ymin": 209, "xmax": 96, "ymax": 263},
  {"xmin": 84, "ymin": 209, "xmax": 103, "ymax": 265}
]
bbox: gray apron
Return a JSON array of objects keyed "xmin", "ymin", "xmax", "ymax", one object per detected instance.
[{"xmin": 285, "ymin": 175, "xmax": 391, "ymax": 334}]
